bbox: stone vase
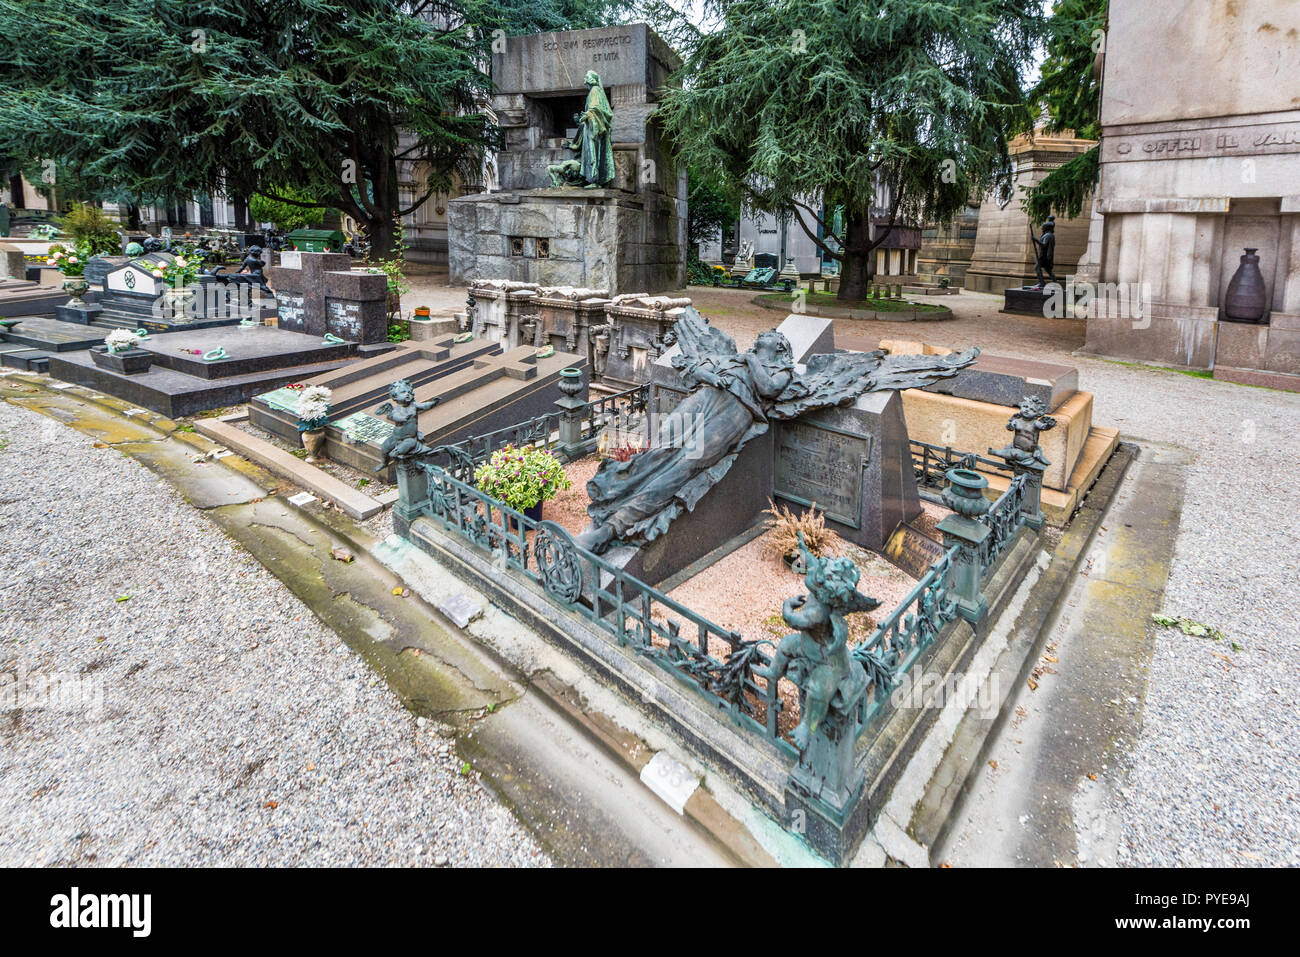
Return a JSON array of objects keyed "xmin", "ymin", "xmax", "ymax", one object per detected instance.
[
  {"xmin": 162, "ymin": 285, "xmax": 196, "ymax": 322},
  {"xmin": 62, "ymin": 276, "xmax": 90, "ymax": 308},
  {"xmin": 1223, "ymin": 247, "xmax": 1268, "ymax": 323},
  {"xmin": 90, "ymin": 345, "xmax": 153, "ymax": 375},
  {"xmin": 301, "ymin": 428, "xmax": 327, "ymax": 463}
]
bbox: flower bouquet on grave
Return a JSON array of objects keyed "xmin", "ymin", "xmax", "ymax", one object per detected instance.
[
  {"xmin": 474, "ymin": 444, "xmax": 572, "ymax": 528},
  {"xmin": 49, "ymin": 241, "xmax": 93, "ymax": 306},
  {"xmin": 294, "ymin": 385, "xmax": 333, "ymax": 463},
  {"xmin": 152, "ymin": 247, "xmax": 203, "ymax": 320},
  {"xmin": 93, "ymin": 328, "xmax": 153, "ymax": 375},
  {"xmin": 104, "ymin": 329, "xmax": 143, "ymax": 354}
]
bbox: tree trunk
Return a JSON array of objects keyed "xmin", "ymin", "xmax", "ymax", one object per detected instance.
[
  {"xmin": 363, "ymin": 157, "xmax": 404, "ymax": 259},
  {"xmin": 837, "ymin": 207, "xmax": 873, "ymax": 301},
  {"xmin": 368, "ymin": 213, "xmax": 396, "ymax": 259}
]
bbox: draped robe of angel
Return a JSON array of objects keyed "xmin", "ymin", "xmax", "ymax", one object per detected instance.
[{"xmin": 575, "ymin": 308, "xmax": 978, "ymax": 554}]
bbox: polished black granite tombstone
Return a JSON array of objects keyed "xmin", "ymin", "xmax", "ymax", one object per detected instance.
[
  {"xmin": 919, "ymin": 353, "xmax": 1078, "ymax": 411},
  {"xmin": 137, "ymin": 326, "xmax": 356, "ymax": 379},
  {"xmin": 0, "ymin": 277, "xmax": 67, "ymax": 317},
  {"xmin": 1, "ymin": 349, "xmax": 50, "ymax": 373},
  {"xmin": 0, "ymin": 314, "xmax": 106, "ymax": 351},
  {"xmin": 46, "ymin": 325, "xmax": 391, "ymax": 417}
]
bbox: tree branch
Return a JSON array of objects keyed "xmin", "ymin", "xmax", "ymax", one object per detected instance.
[
  {"xmin": 398, "ymin": 182, "xmax": 438, "ymax": 216},
  {"xmin": 256, "ymin": 189, "xmax": 325, "ymax": 209},
  {"xmin": 789, "ymin": 197, "xmax": 842, "ymax": 246},
  {"xmin": 790, "ymin": 209, "xmax": 843, "ymax": 261}
]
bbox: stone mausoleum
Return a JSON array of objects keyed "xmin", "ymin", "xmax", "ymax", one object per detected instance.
[
  {"xmin": 1084, "ymin": 0, "xmax": 1300, "ymax": 390},
  {"xmin": 448, "ymin": 24, "xmax": 687, "ymax": 295},
  {"xmin": 963, "ymin": 128, "xmax": 1095, "ymax": 294}
]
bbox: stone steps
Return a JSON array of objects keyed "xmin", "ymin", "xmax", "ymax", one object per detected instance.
[{"xmin": 1, "ymin": 348, "xmax": 50, "ymax": 373}]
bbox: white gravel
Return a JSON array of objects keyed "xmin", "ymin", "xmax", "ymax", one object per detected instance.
[{"xmin": 0, "ymin": 399, "xmax": 548, "ymax": 867}]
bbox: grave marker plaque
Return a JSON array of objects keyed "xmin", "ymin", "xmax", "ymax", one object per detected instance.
[
  {"xmin": 773, "ymin": 420, "xmax": 872, "ymax": 528},
  {"xmin": 883, "ymin": 524, "xmax": 947, "ymax": 579}
]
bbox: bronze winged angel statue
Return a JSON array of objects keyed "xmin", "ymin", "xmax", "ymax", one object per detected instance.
[{"xmin": 573, "ymin": 308, "xmax": 978, "ymax": 554}]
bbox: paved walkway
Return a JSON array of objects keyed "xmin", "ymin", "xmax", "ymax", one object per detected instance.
[{"xmin": 693, "ymin": 286, "xmax": 1300, "ymax": 866}]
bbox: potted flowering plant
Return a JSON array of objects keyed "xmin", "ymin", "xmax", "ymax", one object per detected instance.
[
  {"xmin": 48, "ymin": 242, "xmax": 93, "ymax": 306},
  {"xmin": 91, "ymin": 329, "xmax": 153, "ymax": 375},
  {"xmin": 294, "ymin": 385, "xmax": 332, "ymax": 462},
  {"xmin": 474, "ymin": 444, "xmax": 572, "ymax": 527}
]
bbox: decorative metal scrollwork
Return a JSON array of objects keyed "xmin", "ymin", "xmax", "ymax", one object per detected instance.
[
  {"xmin": 429, "ymin": 443, "xmax": 477, "ymax": 482},
  {"xmin": 533, "ymin": 521, "xmax": 584, "ymax": 604}
]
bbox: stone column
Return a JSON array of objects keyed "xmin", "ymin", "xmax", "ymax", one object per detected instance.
[{"xmin": 935, "ymin": 468, "xmax": 991, "ymax": 624}]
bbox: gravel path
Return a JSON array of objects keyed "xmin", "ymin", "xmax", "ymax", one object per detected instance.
[
  {"xmin": 0, "ymin": 399, "xmax": 548, "ymax": 867},
  {"xmin": 696, "ymin": 286, "xmax": 1300, "ymax": 866}
]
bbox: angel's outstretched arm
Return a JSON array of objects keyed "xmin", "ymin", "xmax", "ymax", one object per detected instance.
[{"xmin": 744, "ymin": 352, "xmax": 793, "ymax": 398}]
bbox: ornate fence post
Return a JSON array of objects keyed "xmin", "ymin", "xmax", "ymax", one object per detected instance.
[
  {"xmin": 393, "ymin": 460, "xmax": 430, "ymax": 535},
  {"xmin": 554, "ymin": 367, "xmax": 587, "ymax": 458},
  {"xmin": 989, "ymin": 396, "xmax": 1057, "ymax": 530},
  {"xmin": 935, "ymin": 468, "xmax": 991, "ymax": 624},
  {"xmin": 764, "ymin": 537, "xmax": 877, "ymax": 862}
]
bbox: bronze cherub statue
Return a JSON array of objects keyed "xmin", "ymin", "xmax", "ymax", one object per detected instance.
[
  {"xmin": 373, "ymin": 379, "xmax": 439, "ymax": 472},
  {"xmin": 762, "ymin": 534, "xmax": 879, "ymax": 751}
]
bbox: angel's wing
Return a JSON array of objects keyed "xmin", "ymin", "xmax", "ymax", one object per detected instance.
[
  {"xmin": 869, "ymin": 347, "xmax": 980, "ymax": 393},
  {"xmin": 668, "ymin": 306, "xmax": 737, "ymax": 370},
  {"xmin": 769, "ymin": 347, "xmax": 979, "ymax": 420}
]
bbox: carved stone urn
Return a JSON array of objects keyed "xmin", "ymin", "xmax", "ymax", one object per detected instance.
[
  {"xmin": 62, "ymin": 276, "xmax": 90, "ymax": 308},
  {"xmin": 1223, "ymin": 247, "xmax": 1268, "ymax": 323}
]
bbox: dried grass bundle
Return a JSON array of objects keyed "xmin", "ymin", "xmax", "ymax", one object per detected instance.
[{"xmin": 760, "ymin": 498, "xmax": 844, "ymax": 563}]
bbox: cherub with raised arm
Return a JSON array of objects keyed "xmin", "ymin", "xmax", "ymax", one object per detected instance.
[
  {"xmin": 373, "ymin": 379, "xmax": 439, "ymax": 472},
  {"xmin": 762, "ymin": 533, "xmax": 879, "ymax": 751},
  {"xmin": 992, "ymin": 395, "xmax": 1057, "ymax": 468}
]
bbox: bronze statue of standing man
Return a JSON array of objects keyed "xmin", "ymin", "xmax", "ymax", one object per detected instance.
[{"xmin": 1029, "ymin": 215, "xmax": 1057, "ymax": 288}]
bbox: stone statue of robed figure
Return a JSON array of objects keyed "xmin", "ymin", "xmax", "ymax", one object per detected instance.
[{"xmin": 574, "ymin": 308, "xmax": 978, "ymax": 554}]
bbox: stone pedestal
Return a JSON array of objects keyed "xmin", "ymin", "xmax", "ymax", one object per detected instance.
[
  {"xmin": 54, "ymin": 303, "xmax": 103, "ymax": 325},
  {"xmin": 964, "ymin": 131, "xmax": 1095, "ymax": 294},
  {"xmin": 450, "ymin": 189, "xmax": 683, "ymax": 296},
  {"xmin": 1003, "ymin": 284, "xmax": 1061, "ymax": 317},
  {"xmin": 598, "ymin": 293, "xmax": 689, "ymax": 387}
]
